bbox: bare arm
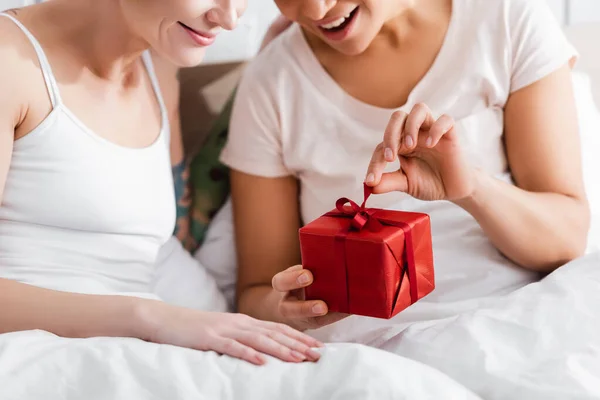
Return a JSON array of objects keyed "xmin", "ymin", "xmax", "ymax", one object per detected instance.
[
  {"xmin": 231, "ymin": 170, "xmax": 347, "ymax": 330},
  {"xmin": 232, "ymin": 171, "xmax": 302, "ymax": 322},
  {"xmin": 455, "ymin": 64, "xmax": 590, "ymax": 272},
  {"xmin": 0, "ymin": 25, "xmax": 149, "ymax": 340},
  {"xmin": 0, "ymin": 279, "xmax": 148, "ymax": 338}
]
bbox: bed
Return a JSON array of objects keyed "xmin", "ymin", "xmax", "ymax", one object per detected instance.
[{"xmin": 2, "ymin": 23, "xmax": 600, "ymax": 400}]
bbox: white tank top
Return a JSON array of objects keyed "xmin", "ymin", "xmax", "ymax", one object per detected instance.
[{"xmin": 0, "ymin": 13, "xmax": 176, "ymax": 294}]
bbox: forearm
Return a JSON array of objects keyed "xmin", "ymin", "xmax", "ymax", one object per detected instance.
[
  {"xmin": 455, "ymin": 170, "xmax": 590, "ymax": 272},
  {"xmin": 237, "ymin": 285, "xmax": 285, "ymax": 323},
  {"xmin": 0, "ymin": 278, "xmax": 150, "ymax": 339}
]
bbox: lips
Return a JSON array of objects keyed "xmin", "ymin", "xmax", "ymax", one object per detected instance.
[
  {"xmin": 178, "ymin": 21, "xmax": 216, "ymax": 47},
  {"xmin": 317, "ymin": 6, "xmax": 359, "ymax": 41},
  {"xmin": 318, "ymin": 6, "xmax": 359, "ymax": 32}
]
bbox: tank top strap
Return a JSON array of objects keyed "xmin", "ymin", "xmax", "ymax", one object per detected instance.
[
  {"xmin": 0, "ymin": 13, "xmax": 62, "ymax": 108},
  {"xmin": 141, "ymin": 51, "xmax": 170, "ymax": 147}
]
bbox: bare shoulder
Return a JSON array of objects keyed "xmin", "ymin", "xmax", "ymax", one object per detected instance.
[{"xmin": 0, "ymin": 14, "xmax": 41, "ymax": 126}]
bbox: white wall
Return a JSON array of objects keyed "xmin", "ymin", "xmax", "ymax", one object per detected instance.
[
  {"xmin": 203, "ymin": 1, "xmax": 280, "ymax": 64},
  {"xmin": 569, "ymin": 0, "xmax": 600, "ymax": 24},
  {"xmin": 547, "ymin": 0, "xmax": 566, "ymax": 23},
  {"xmin": 0, "ymin": 0, "xmax": 34, "ymax": 10}
]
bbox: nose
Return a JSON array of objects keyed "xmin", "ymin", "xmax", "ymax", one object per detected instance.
[
  {"xmin": 302, "ymin": 0, "xmax": 337, "ymax": 21},
  {"xmin": 206, "ymin": 0, "xmax": 242, "ymax": 31}
]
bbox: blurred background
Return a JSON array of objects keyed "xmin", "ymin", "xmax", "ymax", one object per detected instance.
[{"xmin": 2, "ymin": 0, "xmax": 600, "ymax": 64}]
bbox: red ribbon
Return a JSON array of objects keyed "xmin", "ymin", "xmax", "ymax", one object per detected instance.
[{"xmin": 325, "ymin": 184, "xmax": 419, "ymax": 311}]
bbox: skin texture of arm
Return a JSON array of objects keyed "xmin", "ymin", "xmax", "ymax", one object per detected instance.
[
  {"xmin": 231, "ymin": 171, "xmax": 348, "ymax": 330},
  {"xmin": 454, "ymin": 64, "xmax": 590, "ymax": 272},
  {"xmin": 232, "ymin": 172, "xmax": 303, "ymax": 321}
]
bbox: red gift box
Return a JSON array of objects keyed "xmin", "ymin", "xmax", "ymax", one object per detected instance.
[{"xmin": 299, "ymin": 185, "xmax": 435, "ymax": 319}]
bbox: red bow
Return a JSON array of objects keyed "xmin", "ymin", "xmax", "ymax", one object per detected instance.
[
  {"xmin": 333, "ymin": 184, "xmax": 384, "ymax": 232},
  {"xmin": 325, "ymin": 184, "xmax": 419, "ymax": 306}
]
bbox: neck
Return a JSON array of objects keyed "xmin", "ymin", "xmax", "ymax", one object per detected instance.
[
  {"xmin": 375, "ymin": 0, "xmax": 422, "ymax": 46},
  {"xmin": 52, "ymin": 0, "xmax": 149, "ymax": 82}
]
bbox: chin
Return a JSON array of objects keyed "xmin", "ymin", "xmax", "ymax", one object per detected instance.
[
  {"xmin": 331, "ymin": 39, "xmax": 372, "ymax": 56},
  {"xmin": 156, "ymin": 47, "xmax": 208, "ymax": 68}
]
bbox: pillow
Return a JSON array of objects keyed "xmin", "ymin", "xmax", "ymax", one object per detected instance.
[{"xmin": 188, "ymin": 89, "xmax": 237, "ymax": 250}]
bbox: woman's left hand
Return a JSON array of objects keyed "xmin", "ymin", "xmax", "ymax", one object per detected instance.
[{"xmin": 365, "ymin": 103, "xmax": 476, "ymax": 202}]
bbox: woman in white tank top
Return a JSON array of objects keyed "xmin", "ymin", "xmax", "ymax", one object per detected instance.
[{"xmin": 0, "ymin": 1, "xmax": 322, "ymax": 365}]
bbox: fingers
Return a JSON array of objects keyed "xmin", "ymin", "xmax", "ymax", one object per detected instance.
[
  {"xmin": 279, "ymin": 295, "xmax": 329, "ymax": 319},
  {"xmin": 211, "ymin": 318, "xmax": 324, "ymax": 365},
  {"xmin": 365, "ymin": 143, "xmax": 388, "ymax": 187},
  {"xmin": 262, "ymin": 320, "xmax": 324, "ymax": 348},
  {"xmin": 256, "ymin": 327, "xmax": 322, "ymax": 361},
  {"xmin": 402, "ymin": 103, "xmax": 435, "ymax": 152},
  {"xmin": 272, "ymin": 266, "xmax": 313, "ymax": 293},
  {"xmin": 366, "ymin": 111, "xmax": 408, "ymax": 186},
  {"xmin": 371, "ymin": 168, "xmax": 409, "ymax": 195},
  {"xmin": 425, "ymin": 114, "xmax": 454, "ymax": 148},
  {"xmin": 235, "ymin": 330, "xmax": 317, "ymax": 364},
  {"xmin": 212, "ymin": 337, "xmax": 267, "ymax": 366},
  {"xmin": 382, "ymin": 111, "xmax": 408, "ymax": 162}
]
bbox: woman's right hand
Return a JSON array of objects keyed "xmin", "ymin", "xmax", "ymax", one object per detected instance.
[
  {"xmin": 144, "ymin": 301, "xmax": 323, "ymax": 366},
  {"xmin": 271, "ymin": 265, "xmax": 349, "ymax": 331}
]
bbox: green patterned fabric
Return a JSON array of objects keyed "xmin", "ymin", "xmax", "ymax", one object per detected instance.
[{"xmin": 188, "ymin": 90, "xmax": 236, "ymax": 251}]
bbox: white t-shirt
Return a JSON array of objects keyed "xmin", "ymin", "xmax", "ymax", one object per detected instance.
[{"xmin": 220, "ymin": 0, "xmax": 578, "ymax": 340}]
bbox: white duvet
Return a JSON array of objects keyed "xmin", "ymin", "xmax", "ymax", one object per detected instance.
[
  {"xmin": 2, "ymin": 252, "xmax": 599, "ymax": 400},
  {"xmin": 0, "ymin": 332, "xmax": 480, "ymax": 400}
]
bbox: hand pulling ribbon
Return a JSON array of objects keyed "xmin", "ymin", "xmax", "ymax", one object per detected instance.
[{"xmin": 325, "ymin": 184, "xmax": 419, "ymax": 311}]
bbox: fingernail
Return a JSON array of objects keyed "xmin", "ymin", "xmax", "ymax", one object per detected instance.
[
  {"xmin": 297, "ymin": 273, "xmax": 310, "ymax": 285},
  {"xmin": 291, "ymin": 351, "xmax": 306, "ymax": 361},
  {"xmin": 426, "ymin": 136, "xmax": 432, "ymax": 147},
  {"xmin": 314, "ymin": 340, "xmax": 325, "ymax": 348},
  {"xmin": 405, "ymin": 136, "xmax": 414, "ymax": 148},
  {"xmin": 255, "ymin": 354, "xmax": 266, "ymax": 365},
  {"xmin": 307, "ymin": 348, "xmax": 321, "ymax": 361},
  {"xmin": 365, "ymin": 173, "xmax": 375, "ymax": 183},
  {"xmin": 384, "ymin": 147, "xmax": 394, "ymax": 161},
  {"xmin": 312, "ymin": 304, "xmax": 326, "ymax": 315}
]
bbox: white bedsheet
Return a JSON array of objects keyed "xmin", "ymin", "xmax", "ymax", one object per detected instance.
[
  {"xmin": 0, "ymin": 332, "xmax": 479, "ymax": 400},
  {"xmin": 378, "ymin": 252, "xmax": 600, "ymax": 400},
  {"xmin": 307, "ymin": 252, "xmax": 600, "ymax": 400}
]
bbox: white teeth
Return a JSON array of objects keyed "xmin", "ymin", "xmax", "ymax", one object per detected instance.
[{"xmin": 320, "ymin": 16, "xmax": 346, "ymax": 30}]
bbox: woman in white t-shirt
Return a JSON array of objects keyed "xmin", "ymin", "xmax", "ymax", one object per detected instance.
[{"xmin": 220, "ymin": 0, "xmax": 590, "ymax": 335}]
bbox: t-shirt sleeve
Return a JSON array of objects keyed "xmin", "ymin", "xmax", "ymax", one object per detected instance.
[
  {"xmin": 219, "ymin": 64, "xmax": 290, "ymax": 178},
  {"xmin": 509, "ymin": 0, "xmax": 578, "ymax": 93}
]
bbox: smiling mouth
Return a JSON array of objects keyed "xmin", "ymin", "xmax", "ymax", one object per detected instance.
[
  {"xmin": 177, "ymin": 21, "xmax": 213, "ymax": 38},
  {"xmin": 318, "ymin": 6, "xmax": 359, "ymax": 33}
]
